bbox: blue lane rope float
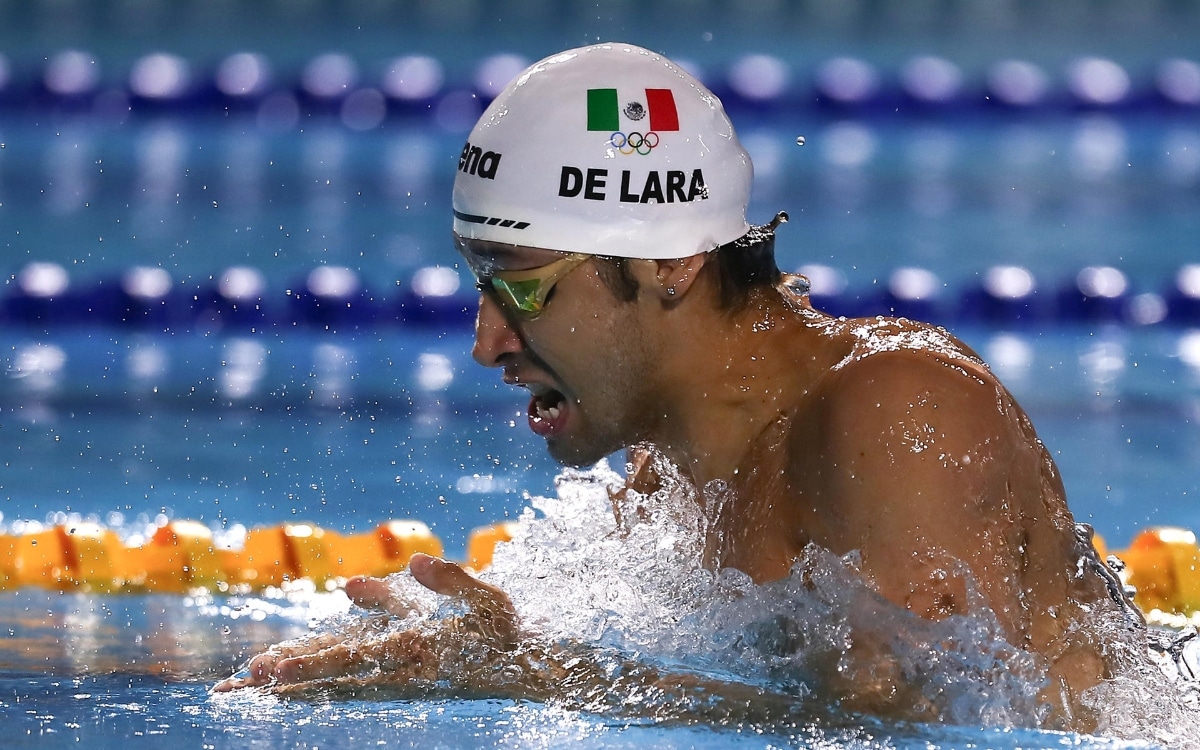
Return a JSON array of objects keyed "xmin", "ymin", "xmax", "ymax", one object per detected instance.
[
  {"xmin": 4, "ymin": 262, "xmax": 1200, "ymax": 331},
  {"xmin": 0, "ymin": 51, "xmax": 1198, "ymax": 122}
]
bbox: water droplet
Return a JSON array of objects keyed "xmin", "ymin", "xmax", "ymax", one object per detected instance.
[{"xmin": 796, "ymin": 135, "xmax": 806, "ymax": 146}]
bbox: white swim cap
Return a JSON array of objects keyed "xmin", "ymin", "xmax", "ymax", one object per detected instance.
[{"xmin": 452, "ymin": 43, "xmax": 753, "ymax": 260}]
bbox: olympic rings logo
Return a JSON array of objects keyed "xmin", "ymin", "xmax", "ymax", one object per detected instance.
[{"xmin": 608, "ymin": 131, "xmax": 660, "ymax": 156}]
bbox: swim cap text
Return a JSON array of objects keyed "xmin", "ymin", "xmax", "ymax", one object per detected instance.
[
  {"xmin": 557, "ymin": 166, "xmax": 708, "ymax": 204},
  {"xmin": 459, "ymin": 142, "xmax": 502, "ymax": 180}
]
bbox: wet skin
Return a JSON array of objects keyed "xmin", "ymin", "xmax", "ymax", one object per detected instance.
[{"xmin": 217, "ymin": 241, "xmax": 1132, "ymax": 727}]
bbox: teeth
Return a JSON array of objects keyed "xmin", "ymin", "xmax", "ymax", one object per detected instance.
[{"xmin": 535, "ymin": 403, "xmax": 563, "ymax": 421}]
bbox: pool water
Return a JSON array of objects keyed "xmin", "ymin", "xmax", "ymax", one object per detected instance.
[
  {"xmin": 3, "ymin": 325, "xmax": 1199, "ymax": 555},
  {"xmin": 2, "ymin": 673, "xmax": 1126, "ymax": 750},
  {"xmin": 2, "ymin": 113, "xmax": 1199, "ymax": 292},
  {"xmin": 2, "ymin": 325, "xmax": 1200, "ymax": 748}
]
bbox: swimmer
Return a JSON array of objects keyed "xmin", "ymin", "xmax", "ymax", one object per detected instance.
[{"xmin": 216, "ymin": 42, "xmax": 1142, "ymax": 729}]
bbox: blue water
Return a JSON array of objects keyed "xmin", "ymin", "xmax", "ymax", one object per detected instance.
[
  {"xmin": 2, "ymin": 114, "xmax": 1199, "ymax": 294},
  {"xmin": 1, "ymin": 674, "xmax": 1117, "ymax": 750},
  {"xmin": 4, "ymin": 324, "xmax": 1200, "ymax": 552},
  {"xmin": 1, "ymin": 324, "xmax": 1198, "ymax": 748},
  {"xmin": 5, "ymin": 5, "xmax": 1200, "ymax": 746},
  {"xmin": 3, "ymin": 325, "xmax": 1200, "ymax": 555}
]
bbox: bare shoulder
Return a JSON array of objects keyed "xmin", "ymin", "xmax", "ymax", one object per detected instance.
[
  {"xmin": 817, "ymin": 317, "xmax": 1004, "ymax": 420},
  {"xmin": 827, "ymin": 316, "xmax": 986, "ymax": 373},
  {"xmin": 795, "ymin": 317, "xmax": 1056, "ymax": 619},
  {"xmin": 796, "ymin": 315, "xmax": 1047, "ymax": 546}
]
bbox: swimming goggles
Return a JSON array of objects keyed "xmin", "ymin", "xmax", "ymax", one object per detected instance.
[{"xmin": 467, "ymin": 252, "xmax": 590, "ymax": 320}]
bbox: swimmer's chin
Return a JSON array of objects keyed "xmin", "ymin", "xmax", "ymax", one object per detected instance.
[{"xmin": 544, "ymin": 438, "xmax": 616, "ymax": 469}]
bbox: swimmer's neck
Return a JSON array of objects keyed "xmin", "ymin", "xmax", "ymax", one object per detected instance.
[{"xmin": 647, "ymin": 283, "xmax": 841, "ymax": 489}]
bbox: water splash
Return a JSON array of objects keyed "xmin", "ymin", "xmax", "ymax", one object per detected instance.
[
  {"xmin": 288, "ymin": 462, "xmax": 1200, "ymax": 743},
  {"xmin": 479, "ymin": 463, "xmax": 1045, "ymax": 726}
]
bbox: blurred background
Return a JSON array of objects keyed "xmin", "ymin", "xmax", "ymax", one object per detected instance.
[
  {"xmin": 1, "ymin": 0, "xmax": 1199, "ymax": 305},
  {"xmin": 1, "ymin": 0, "xmax": 1199, "ymax": 555}
]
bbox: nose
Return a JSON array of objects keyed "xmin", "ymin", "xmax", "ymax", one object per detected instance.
[{"xmin": 472, "ymin": 292, "xmax": 525, "ymax": 367}]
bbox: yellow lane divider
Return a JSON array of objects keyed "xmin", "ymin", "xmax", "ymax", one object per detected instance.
[
  {"xmin": 1094, "ymin": 527, "xmax": 1200, "ymax": 621},
  {"xmin": 3, "ymin": 521, "xmax": 1199, "ymax": 620},
  {"xmin": 0, "ymin": 519, "xmax": 445, "ymax": 594}
]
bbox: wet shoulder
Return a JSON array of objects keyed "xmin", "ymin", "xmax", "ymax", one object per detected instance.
[
  {"xmin": 828, "ymin": 316, "xmax": 984, "ymax": 373},
  {"xmin": 809, "ymin": 315, "xmax": 1006, "ymax": 416}
]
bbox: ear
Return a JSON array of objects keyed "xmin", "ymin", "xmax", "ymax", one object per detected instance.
[{"xmin": 633, "ymin": 253, "xmax": 710, "ymax": 302}]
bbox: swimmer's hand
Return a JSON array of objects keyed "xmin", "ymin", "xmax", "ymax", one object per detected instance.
[
  {"xmin": 213, "ymin": 555, "xmax": 814, "ymax": 724},
  {"xmin": 212, "ymin": 553, "xmax": 518, "ymax": 692}
]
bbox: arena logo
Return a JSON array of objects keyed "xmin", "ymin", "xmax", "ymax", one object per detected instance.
[
  {"xmin": 558, "ymin": 166, "xmax": 708, "ymax": 204},
  {"xmin": 458, "ymin": 141, "xmax": 502, "ymax": 179}
]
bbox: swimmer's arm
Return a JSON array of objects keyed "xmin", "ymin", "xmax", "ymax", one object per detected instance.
[
  {"xmin": 800, "ymin": 352, "xmax": 1052, "ymax": 716},
  {"xmin": 820, "ymin": 353, "xmax": 1113, "ymax": 726}
]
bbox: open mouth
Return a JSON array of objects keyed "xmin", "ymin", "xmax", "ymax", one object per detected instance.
[{"xmin": 527, "ymin": 386, "xmax": 568, "ymax": 436}]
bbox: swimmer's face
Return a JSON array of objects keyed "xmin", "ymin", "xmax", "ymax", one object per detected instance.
[{"xmin": 458, "ymin": 237, "xmax": 660, "ymax": 466}]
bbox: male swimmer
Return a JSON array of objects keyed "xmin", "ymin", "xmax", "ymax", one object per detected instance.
[{"xmin": 217, "ymin": 43, "xmax": 1141, "ymax": 728}]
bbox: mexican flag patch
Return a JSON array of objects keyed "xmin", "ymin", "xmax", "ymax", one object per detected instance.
[{"xmin": 587, "ymin": 88, "xmax": 680, "ymax": 132}]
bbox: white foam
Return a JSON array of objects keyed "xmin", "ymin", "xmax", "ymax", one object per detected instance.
[
  {"xmin": 301, "ymin": 460, "xmax": 1200, "ymax": 742},
  {"xmin": 469, "ymin": 462, "xmax": 1043, "ymax": 725}
]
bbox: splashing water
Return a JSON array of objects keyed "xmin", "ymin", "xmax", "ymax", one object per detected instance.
[
  {"xmin": 298, "ymin": 461, "xmax": 1200, "ymax": 744},
  {"xmin": 479, "ymin": 462, "xmax": 1045, "ymax": 727}
]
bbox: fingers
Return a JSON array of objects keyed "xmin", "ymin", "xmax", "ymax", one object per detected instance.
[
  {"xmin": 211, "ymin": 633, "xmax": 342, "ymax": 692},
  {"xmin": 215, "ymin": 557, "xmax": 520, "ymax": 693},
  {"xmin": 211, "ymin": 651, "xmax": 281, "ymax": 692},
  {"xmin": 213, "ymin": 641, "xmax": 370, "ymax": 690},
  {"xmin": 409, "ymin": 553, "xmax": 519, "ymax": 649},
  {"xmin": 408, "ymin": 553, "xmax": 503, "ymax": 602},
  {"xmin": 344, "ymin": 575, "xmax": 416, "ymax": 617},
  {"xmin": 273, "ymin": 642, "xmax": 366, "ymax": 684},
  {"xmin": 216, "ymin": 629, "xmax": 441, "ymax": 692}
]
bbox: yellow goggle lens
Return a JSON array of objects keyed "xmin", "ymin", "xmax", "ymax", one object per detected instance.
[{"xmin": 482, "ymin": 253, "xmax": 589, "ymax": 320}]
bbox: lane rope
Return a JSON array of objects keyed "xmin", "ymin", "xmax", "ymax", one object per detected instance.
[{"xmin": 1, "ymin": 518, "xmax": 1197, "ymax": 626}]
